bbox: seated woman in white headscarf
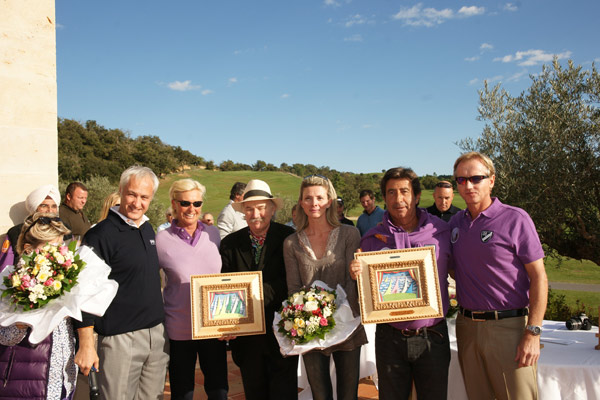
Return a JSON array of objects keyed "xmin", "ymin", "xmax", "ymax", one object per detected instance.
[{"xmin": 1, "ymin": 185, "xmax": 61, "ymax": 271}]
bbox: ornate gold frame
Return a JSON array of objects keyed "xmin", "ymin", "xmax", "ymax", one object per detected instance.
[
  {"xmin": 355, "ymin": 247, "xmax": 443, "ymax": 324},
  {"xmin": 190, "ymin": 271, "xmax": 265, "ymax": 339}
]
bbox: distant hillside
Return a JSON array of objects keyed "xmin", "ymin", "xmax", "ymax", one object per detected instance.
[{"xmin": 155, "ymin": 169, "xmax": 466, "ymax": 221}]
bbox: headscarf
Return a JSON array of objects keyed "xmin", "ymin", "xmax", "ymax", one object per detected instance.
[{"xmin": 25, "ymin": 184, "xmax": 61, "ymax": 214}]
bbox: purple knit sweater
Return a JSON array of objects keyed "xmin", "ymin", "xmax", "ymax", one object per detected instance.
[{"xmin": 156, "ymin": 222, "xmax": 221, "ymax": 340}]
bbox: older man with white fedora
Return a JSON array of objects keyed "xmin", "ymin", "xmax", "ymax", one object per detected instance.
[{"xmin": 220, "ymin": 179, "xmax": 299, "ymax": 400}]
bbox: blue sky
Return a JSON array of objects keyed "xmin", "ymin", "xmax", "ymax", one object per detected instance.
[{"xmin": 56, "ymin": 1, "xmax": 599, "ymax": 176}]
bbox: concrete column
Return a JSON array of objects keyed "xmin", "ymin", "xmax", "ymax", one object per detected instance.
[{"xmin": 0, "ymin": 0, "xmax": 57, "ymax": 233}]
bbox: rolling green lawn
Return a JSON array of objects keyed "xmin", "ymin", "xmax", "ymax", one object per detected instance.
[{"xmin": 544, "ymin": 256, "xmax": 600, "ymax": 284}]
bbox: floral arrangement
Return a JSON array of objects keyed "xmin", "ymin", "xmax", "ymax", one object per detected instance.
[
  {"xmin": 447, "ymin": 286, "xmax": 459, "ymax": 318},
  {"xmin": 2, "ymin": 241, "xmax": 86, "ymax": 311},
  {"xmin": 277, "ymin": 285, "xmax": 337, "ymax": 345}
]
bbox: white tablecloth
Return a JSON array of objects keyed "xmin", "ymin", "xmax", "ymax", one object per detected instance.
[
  {"xmin": 298, "ymin": 320, "xmax": 600, "ymax": 399},
  {"xmin": 448, "ymin": 319, "xmax": 600, "ymax": 400}
]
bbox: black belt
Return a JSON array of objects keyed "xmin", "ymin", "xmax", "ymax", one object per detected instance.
[
  {"xmin": 400, "ymin": 319, "xmax": 445, "ymax": 338},
  {"xmin": 459, "ymin": 306, "xmax": 528, "ymax": 321}
]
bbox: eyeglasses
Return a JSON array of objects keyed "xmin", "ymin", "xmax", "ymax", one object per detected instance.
[
  {"xmin": 24, "ymin": 216, "xmax": 63, "ymax": 235},
  {"xmin": 455, "ymin": 176, "xmax": 489, "ymax": 185},
  {"xmin": 435, "ymin": 182, "xmax": 453, "ymax": 189},
  {"xmin": 303, "ymin": 174, "xmax": 329, "ymax": 181},
  {"xmin": 177, "ymin": 200, "xmax": 203, "ymax": 207}
]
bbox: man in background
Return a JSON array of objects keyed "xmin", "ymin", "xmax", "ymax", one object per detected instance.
[
  {"xmin": 217, "ymin": 182, "xmax": 247, "ymax": 239},
  {"xmin": 356, "ymin": 189, "xmax": 384, "ymax": 236},
  {"xmin": 1, "ymin": 184, "xmax": 61, "ymax": 270},
  {"xmin": 202, "ymin": 212, "xmax": 215, "ymax": 226},
  {"xmin": 60, "ymin": 182, "xmax": 91, "ymax": 236},
  {"xmin": 426, "ymin": 181, "xmax": 461, "ymax": 222},
  {"xmin": 337, "ymin": 197, "xmax": 354, "ymax": 226}
]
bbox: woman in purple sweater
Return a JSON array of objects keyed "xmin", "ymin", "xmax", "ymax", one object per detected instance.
[{"xmin": 156, "ymin": 179, "xmax": 228, "ymax": 400}]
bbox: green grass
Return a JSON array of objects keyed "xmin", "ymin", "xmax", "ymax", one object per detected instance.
[
  {"xmin": 155, "ymin": 169, "xmax": 302, "ymax": 216},
  {"xmin": 544, "ymin": 256, "xmax": 600, "ymax": 284},
  {"xmin": 551, "ymin": 289, "xmax": 600, "ymax": 310}
]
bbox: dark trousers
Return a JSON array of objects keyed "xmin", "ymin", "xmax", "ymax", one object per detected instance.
[
  {"xmin": 302, "ymin": 347, "xmax": 361, "ymax": 400},
  {"xmin": 375, "ymin": 321, "xmax": 450, "ymax": 400},
  {"xmin": 168, "ymin": 338, "xmax": 228, "ymax": 400},
  {"xmin": 230, "ymin": 334, "xmax": 299, "ymax": 400}
]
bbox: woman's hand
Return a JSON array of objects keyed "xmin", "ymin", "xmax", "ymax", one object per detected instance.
[{"xmin": 349, "ymin": 249, "xmax": 363, "ymax": 280}]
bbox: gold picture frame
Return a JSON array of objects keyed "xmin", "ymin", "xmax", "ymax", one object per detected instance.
[
  {"xmin": 354, "ymin": 247, "xmax": 443, "ymax": 324},
  {"xmin": 190, "ymin": 271, "xmax": 265, "ymax": 339}
]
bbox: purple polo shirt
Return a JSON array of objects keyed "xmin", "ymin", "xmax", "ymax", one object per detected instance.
[
  {"xmin": 449, "ymin": 197, "xmax": 544, "ymax": 311},
  {"xmin": 361, "ymin": 208, "xmax": 452, "ymax": 330},
  {"xmin": 156, "ymin": 220, "xmax": 222, "ymax": 340}
]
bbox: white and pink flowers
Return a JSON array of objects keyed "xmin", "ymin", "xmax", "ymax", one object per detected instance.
[
  {"xmin": 277, "ymin": 286, "xmax": 337, "ymax": 345},
  {"xmin": 2, "ymin": 241, "xmax": 85, "ymax": 311}
]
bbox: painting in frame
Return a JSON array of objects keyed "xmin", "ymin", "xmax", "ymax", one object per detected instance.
[
  {"xmin": 190, "ymin": 271, "xmax": 265, "ymax": 339},
  {"xmin": 354, "ymin": 247, "xmax": 443, "ymax": 324}
]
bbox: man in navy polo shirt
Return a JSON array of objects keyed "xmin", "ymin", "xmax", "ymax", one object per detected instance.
[
  {"xmin": 74, "ymin": 166, "xmax": 169, "ymax": 399},
  {"xmin": 450, "ymin": 152, "xmax": 547, "ymax": 400}
]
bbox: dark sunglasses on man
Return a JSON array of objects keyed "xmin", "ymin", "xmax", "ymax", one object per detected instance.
[{"xmin": 455, "ymin": 175, "xmax": 489, "ymax": 185}]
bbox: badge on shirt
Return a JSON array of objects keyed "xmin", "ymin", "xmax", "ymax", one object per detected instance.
[
  {"xmin": 375, "ymin": 234, "xmax": 388, "ymax": 244},
  {"xmin": 149, "ymin": 239, "xmax": 156, "ymax": 246},
  {"xmin": 480, "ymin": 230, "xmax": 493, "ymax": 243},
  {"xmin": 451, "ymin": 227, "xmax": 459, "ymax": 243},
  {"xmin": 1, "ymin": 239, "xmax": 9, "ymax": 253}
]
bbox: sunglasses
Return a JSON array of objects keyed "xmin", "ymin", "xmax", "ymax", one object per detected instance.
[
  {"xmin": 455, "ymin": 175, "xmax": 489, "ymax": 185},
  {"xmin": 24, "ymin": 216, "xmax": 63, "ymax": 235},
  {"xmin": 177, "ymin": 200, "xmax": 203, "ymax": 207}
]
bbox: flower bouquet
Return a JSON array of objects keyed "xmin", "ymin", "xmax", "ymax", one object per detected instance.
[
  {"xmin": 2, "ymin": 241, "xmax": 84, "ymax": 311},
  {"xmin": 273, "ymin": 280, "xmax": 360, "ymax": 356},
  {"xmin": 0, "ymin": 245, "xmax": 118, "ymax": 344},
  {"xmin": 446, "ymin": 285, "xmax": 459, "ymax": 318}
]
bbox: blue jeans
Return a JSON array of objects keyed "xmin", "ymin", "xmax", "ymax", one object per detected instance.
[
  {"xmin": 375, "ymin": 321, "xmax": 450, "ymax": 400},
  {"xmin": 302, "ymin": 347, "xmax": 361, "ymax": 400}
]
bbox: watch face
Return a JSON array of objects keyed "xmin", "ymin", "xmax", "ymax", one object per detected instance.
[{"xmin": 528, "ymin": 325, "xmax": 541, "ymax": 335}]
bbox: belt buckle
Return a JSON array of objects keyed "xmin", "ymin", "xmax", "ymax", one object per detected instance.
[{"xmin": 471, "ymin": 311, "xmax": 487, "ymax": 322}]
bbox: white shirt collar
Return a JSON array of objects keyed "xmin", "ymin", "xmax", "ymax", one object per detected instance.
[{"xmin": 110, "ymin": 206, "xmax": 149, "ymax": 228}]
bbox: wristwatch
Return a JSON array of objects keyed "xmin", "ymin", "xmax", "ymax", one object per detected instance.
[{"xmin": 526, "ymin": 325, "xmax": 542, "ymax": 335}]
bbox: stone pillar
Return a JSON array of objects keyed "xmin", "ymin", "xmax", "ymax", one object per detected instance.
[{"xmin": 0, "ymin": 0, "xmax": 57, "ymax": 233}]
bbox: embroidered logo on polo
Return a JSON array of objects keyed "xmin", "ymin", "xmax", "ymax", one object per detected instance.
[
  {"xmin": 149, "ymin": 239, "xmax": 156, "ymax": 245},
  {"xmin": 451, "ymin": 227, "xmax": 459, "ymax": 243},
  {"xmin": 480, "ymin": 230, "xmax": 493, "ymax": 243}
]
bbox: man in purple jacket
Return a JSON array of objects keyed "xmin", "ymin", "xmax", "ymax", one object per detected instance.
[
  {"xmin": 350, "ymin": 167, "xmax": 452, "ymax": 400},
  {"xmin": 450, "ymin": 152, "xmax": 547, "ymax": 400}
]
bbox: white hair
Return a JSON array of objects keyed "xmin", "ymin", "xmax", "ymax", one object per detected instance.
[{"xmin": 119, "ymin": 165, "xmax": 159, "ymax": 195}]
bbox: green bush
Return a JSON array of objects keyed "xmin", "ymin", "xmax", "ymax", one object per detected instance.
[{"xmin": 544, "ymin": 289, "xmax": 599, "ymax": 326}]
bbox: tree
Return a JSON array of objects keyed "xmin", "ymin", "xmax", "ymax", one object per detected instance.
[{"xmin": 460, "ymin": 59, "xmax": 600, "ymax": 264}]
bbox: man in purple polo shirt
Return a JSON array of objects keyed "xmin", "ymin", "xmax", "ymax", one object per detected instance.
[
  {"xmin": 350, "ymin": 167, "xmax": 452, "ymax": 400},
  {"xmin": 450, "ymin": 152, "xmax": 548, "ymax": 400}
]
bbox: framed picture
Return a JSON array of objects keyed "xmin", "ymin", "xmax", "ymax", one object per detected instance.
[
  {"xmin": 190, "ymin": 271, "xmax": 265, "ymax": 339},
  {"xmin": 354, "ymin": 247, "xmax": 443, "ymax": 324}
]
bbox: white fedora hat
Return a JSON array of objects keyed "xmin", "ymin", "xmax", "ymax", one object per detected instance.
[{"xmin": 232, "ymin": 179, "xmax": 284, "ymax": 212}]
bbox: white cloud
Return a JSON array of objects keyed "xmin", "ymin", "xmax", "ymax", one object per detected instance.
[
  {"xmin": 506, "ymin": 70, "xmax": 528, "ymax": 82},
  {"xmin": 392, "ymin": 3, "xmax": 484, "ymax": 27},
  {"xmin": 56, "ymin": 23, "xmax": 65, "ymax": 30},
  {"xmin": 281, "ymin": 93, "xmax": 290, "ymax": 99},
  {"xmin": 201, "ymin": 89, "xmax": 214, "ymax": 96},
  {"xmin": 167, "ymin": 80, "xmax": 202, "ymax": 91},
  {"xmin": 504, "ymin": 3, "xmax": 518, "ymax": 12},
  {"xmin": 468, "ymin": 78, "xmax": 479, "ymax": 86},
  {"xmin": 458, "ymin": 6, "xmax": 485, "ymax": 17},
  {"xmin": 362, "ymin": 124, "xmax": 373, "ymax": 129},
  {"xmin": 484, "ymin": 75, "xmax": 504, "ymax": 84},
  {"xmin": 345, "ymin": 14, "xmax": 366, "ymax": 27},
  {"xmin": 480, "ymin": 43, "xmax": 493, "ymax": 51},
  {"xmin": 344, "ymin": 34, "xmax": 363, "ymax": 42},
  {"xmin": 324, "ymin": 0, "xmax": 340, "ymax": 6},
  {"xmin": 465, "ymin": 56, "xmax": 480, "ymax": 62},
  {"xmin": 494, "ymin": 49, "xmax": 572, "ymax": 66},
  {"xmin": 228, "ymin": 77, "xmax": 238, "ymax": 86}
]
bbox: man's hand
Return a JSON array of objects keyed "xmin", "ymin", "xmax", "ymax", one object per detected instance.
[
  {"xmin": 349, "ymin": 249, "xmax": 362, "ymax": 280},
  {"xmin": 514, "ymin": 331, "xmax": 540, "ymax": 368},
  {"xmin": 75, "ymin": 326, "xmax": 99, "ymax": 376}
]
